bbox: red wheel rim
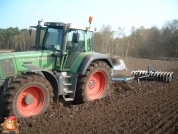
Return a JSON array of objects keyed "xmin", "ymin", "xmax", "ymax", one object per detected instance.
[
  {"xmin": 87, "ymin": 71, "xmax": 106, "ymax": 99},
  {"xmin": 17, "ymin": 86, "xmax": 45, "ymax": 117}
]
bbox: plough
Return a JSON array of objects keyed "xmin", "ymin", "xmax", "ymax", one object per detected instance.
[
  {"xmin": 111, "ymin": 61, "xmax": 174, "ymax": 83},
  {"xmin": 131, "ymin": 66, "xmax": 174, "ymax": 83}
]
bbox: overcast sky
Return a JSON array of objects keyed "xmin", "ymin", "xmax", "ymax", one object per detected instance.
[{"xmin": 0, "ymin": 0, "xmax": 178, "ymax": 34}]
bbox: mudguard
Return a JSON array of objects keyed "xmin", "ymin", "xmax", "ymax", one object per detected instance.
[
  {"xmin": 22, "ymin": 64, "xmax": 59, "ymax": 103},
  {"xmin": 77, "ymin": 53, "xmax": 113, "ymax": 75}
]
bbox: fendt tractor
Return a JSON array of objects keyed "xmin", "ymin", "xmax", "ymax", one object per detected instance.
[{"xmin": 0, "ymin": 17, "xmax": 126, "ymax": 118}]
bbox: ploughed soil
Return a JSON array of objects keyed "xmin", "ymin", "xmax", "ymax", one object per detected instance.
[{"xmin": 0, "ymin": 58, "xmax": 178, "ymax": 134}]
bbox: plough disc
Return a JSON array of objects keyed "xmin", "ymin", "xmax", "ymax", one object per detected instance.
[{"xmin": 131, "ymin": 69, "xmax": 174, "ymax": 83}]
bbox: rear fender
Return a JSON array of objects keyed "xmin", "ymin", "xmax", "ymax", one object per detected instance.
[{"xmin": 77, "ymin": 53, "xmax": 113, "ymax": 75}]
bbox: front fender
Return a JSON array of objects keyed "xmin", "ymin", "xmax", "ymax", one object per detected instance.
[{"xmin": 22, "ymin": 64, "xmax": 59, "ymax": 103}]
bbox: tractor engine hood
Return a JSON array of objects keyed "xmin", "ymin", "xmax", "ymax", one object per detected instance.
[
  {"xmin": 0, "ymin": 52, "xmax": 14, "ymax": 60},
  {"xmin": 0, "ymin": 52, "xmax": 16, "ymax": 80},
  {"xmin": 11, "ymin": 50, "xmax": 56, "ymax": 71},
  {"xmin": 9, "ymin": 50, "xmax": 53, "ymax": 58},
  {"xmin": 0, "ymin": 51, "xmax": 55, "ymax": 79}
]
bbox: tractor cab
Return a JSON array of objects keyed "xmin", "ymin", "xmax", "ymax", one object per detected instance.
[
  {"xmin": 42, "ymin": 22, "xmax": 95, "ymax": 52},
  {"xmin": 36, "ymin": 21, "xmax": 96, "ymax": 71}
]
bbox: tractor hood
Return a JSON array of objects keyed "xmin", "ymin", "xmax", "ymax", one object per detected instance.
[
  {"xmin": 9, "ymin": 50, "xmax": 53, "ymax": 58},
  {"xmin": 0, "ymin": 51, "xmax": 55, "ymax": 79},
  {"xmin": 0, "ymin": 50, "xmax": 54, "ymax": 59},
  {"xmin": 0, "ymin": 52, "xmax": 14, "ymax": 60}
]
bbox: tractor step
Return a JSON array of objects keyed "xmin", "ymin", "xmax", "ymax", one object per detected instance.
[
  {"xmin": 64, "ymin": 89, "xmax": 73, "ymax": 94},
  {"xmin": 63, "ymin": 92, "xmax": 74, "ymax": 101},
  {"xmin": 63, "ymin": 75, "xmax": 71, "ymax": 78},
  {"xmin": 60, "ymin": 72, "xmax": 78, "ymax": 102},
  {"xmin": 61, "ymin": 72, "xmax": 77, "ymax": 102},
  {"xmin": 63, "ymin": 82, "xmax": 72, "ymax": 86},
  {"xmin": 64, "ymin": 98, "xmax": 74, "ymax": 101}
]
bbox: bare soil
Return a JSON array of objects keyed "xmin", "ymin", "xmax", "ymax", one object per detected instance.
[{"xmin": 0, "ymin": 58, "xmax": 178, "ymax": 134}]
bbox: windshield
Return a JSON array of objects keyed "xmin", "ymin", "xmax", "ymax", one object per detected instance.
[{"xmin": 43, "ymin": 27, "xmax": 63, "ymax": 50}]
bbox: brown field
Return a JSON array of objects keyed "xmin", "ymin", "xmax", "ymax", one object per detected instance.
[{"xmin": 0, "ymin": 58, "xmax": 178, "ymax": 134}]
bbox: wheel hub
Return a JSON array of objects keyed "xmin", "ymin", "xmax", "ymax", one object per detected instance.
[
  {"xmin": 24, "ymin": 94, "xmax": 34, "ymax": 105},
  {"xmin": 89, "ymin": 80, "xmax": 95, "ymax": 88}
]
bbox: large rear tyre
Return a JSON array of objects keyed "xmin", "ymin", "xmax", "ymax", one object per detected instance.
[
  {"xmin": 2, "ymin": 73, "xmax": 54, "ymax": 118},
  {"xmin": 74, "ymin": 61, "xmax": 111, "ymax": 103}
]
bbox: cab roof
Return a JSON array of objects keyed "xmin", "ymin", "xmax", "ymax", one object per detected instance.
[{"xmin": 44, "ymin": 22, "xmax": 96, "ymax": 32}]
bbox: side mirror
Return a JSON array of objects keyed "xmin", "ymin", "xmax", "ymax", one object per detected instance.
[
  {"xmin": 29, "ymin": 27, "xmax": 32, "ymax": 36},
  {"xmin": 72, "ymin": 33, "xmax": 80, "ymax": 43},
  {"xmin": 29, "ymin": 26, "xmax": 37, "ymax": 36}
]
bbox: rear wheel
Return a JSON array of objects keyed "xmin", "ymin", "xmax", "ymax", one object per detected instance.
[
  {"xmin": 2, "ymin": 73, "xmax": 54, "ymax": 118},
  {"xmin": 75, "ymin": 61, "xmax": 111, "ymax": 103}
]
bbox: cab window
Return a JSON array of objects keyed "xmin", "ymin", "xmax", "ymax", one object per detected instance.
[
  {"xmin": 66, "ymin": 30, "xmax": 85, "ymax": 52},
  {"xmin": 43, "ymin": 27, "xmax": 63, "ymax": 51},
  {"xmin": 87, "ymin": 31, "xmax": 94, "ymax": 51}
]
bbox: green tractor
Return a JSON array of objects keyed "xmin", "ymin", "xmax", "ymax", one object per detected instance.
[{"xmin": 0, "ymin": 18, "xmax": 126, "ymax": 118}]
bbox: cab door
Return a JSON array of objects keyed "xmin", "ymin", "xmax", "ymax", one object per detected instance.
[
  {"xmin": 63, "ymin": 30, "xmax": 85, "ymax": 69},
  {"xmin": 43, "ymin": 27, "xmax": 63, "ymax": 71}
]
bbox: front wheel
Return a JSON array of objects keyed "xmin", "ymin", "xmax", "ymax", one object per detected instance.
[
  {"xmin": 2, "ymin": 73, "xmax": 54, "ymax": 118},
  {"xmin": 75, "ymin": 61, "xmax": 111, "ymax": 103}
]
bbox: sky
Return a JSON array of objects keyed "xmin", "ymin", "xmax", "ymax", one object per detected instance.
[{"xmin": 0, "ymin": 0, "xmax": 178, "ymax": 34}]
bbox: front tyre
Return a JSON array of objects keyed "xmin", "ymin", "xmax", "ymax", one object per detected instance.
[
  {"xmin": 75, "ymin": 61, "xmax": 111, "ymax": 103},
  {"xmin": 2, "ymin": 73, "xmax": 53, "ymax": 118}
]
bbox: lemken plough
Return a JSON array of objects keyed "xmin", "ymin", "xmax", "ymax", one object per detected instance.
[
  {"xmin": 112, "ymin": 65, "xmax": 174, "ymax": 83},
  {"xmin": 131, "ymin": 66, "xmax": 174, "ymax": 83}
]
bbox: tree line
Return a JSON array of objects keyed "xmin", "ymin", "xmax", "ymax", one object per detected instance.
[
  {"xmin": 0, "ymin": 19, "xmax": 178, "ymax": 59},
  {"xmin": 0, "ymin": 28, "xmax": 43, "ymax": 51},
  {"xmin": 94, "ymin": 19, "xmax": 178, "ymax": 59}
]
